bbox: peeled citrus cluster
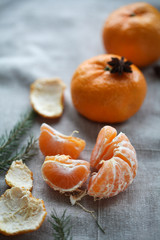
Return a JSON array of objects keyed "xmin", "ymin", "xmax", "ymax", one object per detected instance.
[{"xmin": 39, "ymin": 123, "xmax": 138, "ymax": 200}]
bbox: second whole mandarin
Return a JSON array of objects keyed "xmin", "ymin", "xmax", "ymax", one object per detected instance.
[{"xmin": 103, "ymin": 2, "xmax": 160, "ymax": 67}]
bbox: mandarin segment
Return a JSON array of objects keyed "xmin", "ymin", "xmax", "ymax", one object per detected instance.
[
  {"xmin": 71, "ymin": 54, "xmax": 147, "ymax": 123},
  {"xmin": 90, "ymin": 126, "xmax": 117, "ymax": 169},
  {"xmin": 41, "ymin": 155, "xmax": 90, "ymax": 192},
  {"xmin": 88, "ymin": 126, "xmax": 137, "ymax": 199},
  {"xmin": 39, "ymin": 123, "xmax": 86, "ymax": 159}
]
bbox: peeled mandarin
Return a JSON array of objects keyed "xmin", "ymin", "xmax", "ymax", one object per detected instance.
[{"xmin": 88, "ymin": 126, "xmax": 138, "ymax": 199}]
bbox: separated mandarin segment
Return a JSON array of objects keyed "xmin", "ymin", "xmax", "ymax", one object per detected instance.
[
  {"xmin": 39, "ymin": 123, "xmax": 86, "ymax": 159},
  {"xmin": 41, "ymin": 155, "xmax": 90, "ymax": 192}
]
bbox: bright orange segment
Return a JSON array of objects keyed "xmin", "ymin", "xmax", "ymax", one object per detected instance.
[
  {"xmin": 39, "ymin": 123, "xmax": 86, "ymax": 159},
  {"xmin": 41, "ymin": 155, "xmax": 90, "ymax": 192},
  {"xmin": 88, "ymin": 126, "xmax": 137, "ymax": 199},
  {"xmin": 90, "ymin": 126, "xmax": 117, "ymax": 169}
]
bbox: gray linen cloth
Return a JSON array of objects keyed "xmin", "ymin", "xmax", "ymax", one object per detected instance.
[{"xmin": 0, "ymin": 0, "xmax": 160, "ymax": 239}]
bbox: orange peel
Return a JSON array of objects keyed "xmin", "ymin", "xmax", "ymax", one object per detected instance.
[
  {"xmin": 30, "ymin": 78, "xmax": 66, "ymax": 118},
  {"xmin": 5, "ymin": 160, "xmax": 33, "ymax": 191},
  {"xmin": 0, "ymin": 187, "xmax": 47, "ymax": 236}
]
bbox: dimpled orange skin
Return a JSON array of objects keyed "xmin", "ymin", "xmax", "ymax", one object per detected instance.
[
  {"xmin": 71, "ymin": 54, "xmax": 147, "ymax": 123},
  {"xmin": 103, "ymin": 2, "xmax": 160, "ymax": 67}
]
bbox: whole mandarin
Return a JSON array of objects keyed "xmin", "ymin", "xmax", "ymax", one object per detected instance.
[
  {"xmin": 71, "ymin": 54, "xmax": 147, "ymax": 123},
  {"xmin": 103, "ymin": 2, "xmax": 160, "ymax": 67}
]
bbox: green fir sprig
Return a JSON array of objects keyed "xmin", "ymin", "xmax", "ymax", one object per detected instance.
[
  {"xmin": 0, "ymin": 110, "xmax": 37, "ymax": 172},
  {"xmin": 49, "ymin": 209, "xmax": 72, "ymax": 240},
  {"xmin": 0, "ymin": 136, "xmax": 37, "ymax": 172}
]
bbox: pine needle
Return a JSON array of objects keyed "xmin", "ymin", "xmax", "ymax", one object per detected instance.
[
  {"xmin": 0, "ymin": 110, "xmax": 35, "ymax": 160},
  {"xmin": 0, "ymin": 136, "xmax": 37, "ymax": 172},
  {"xmin": 49, "ymin": 209, "xmax": 72, "ymax": 240},
  {"xmin": 0, "ymin": 110, "xmax": 37, "ymax": 172},
  {"xmin": 13, "ymin": 136, "xmax": 38, "ymax": 162}
]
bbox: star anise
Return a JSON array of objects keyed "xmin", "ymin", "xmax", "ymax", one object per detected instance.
[
  {"xmin": 153, "ymin": 65, "xmax": 160, "ymax": 77},
  {"xmin": 106, "ymin": 56, "xmax": 133, "ymax": 75}
]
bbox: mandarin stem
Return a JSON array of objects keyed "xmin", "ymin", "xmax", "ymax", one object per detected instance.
[{"xmin": 76, "ymin": 202, "xmax": 105, "ymax": 234}]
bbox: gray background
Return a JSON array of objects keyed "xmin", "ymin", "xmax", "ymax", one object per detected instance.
[{"xmin": 0, "ymin": 0, "xmax": 160, "ymax": 239}]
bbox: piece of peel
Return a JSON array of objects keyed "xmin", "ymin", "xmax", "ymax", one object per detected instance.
[
  {"xmin": 0, "ymin": 187, "xmax": 47, "ymax": 236},
  {"xmin": 70, "ymin": 190, "xmax": 87, "ymax": 205},
  {"xmin": 5, "ymin": 160, "xmax": 33, "ymax": 191},
  {"xmin": 30, "ymin": 78, "xmax": 66, "ymax": 118}
]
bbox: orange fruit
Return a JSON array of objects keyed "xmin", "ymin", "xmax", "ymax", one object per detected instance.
[
  {"xmin": 103, "ymin": 2, "xmax": 160, "ymax": 67},
  {"xmin": 39, "ymin": 123, "xmax": 86, "ymax": 159},
  {"xmin": 71, "ymin": 54, "xmax": 147, "ymax": 123},
  {"xmin": 88, "ymin": 126, "xmax": 137, "ymax": 199},
  {"xmin": 41, "ymin": 155, "xmax": 90, "ymax": 192}
]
